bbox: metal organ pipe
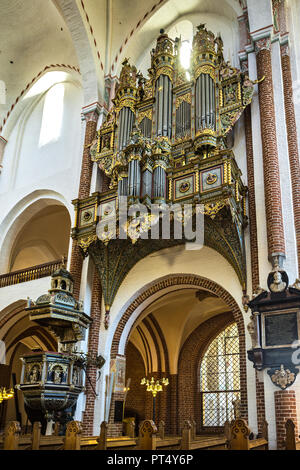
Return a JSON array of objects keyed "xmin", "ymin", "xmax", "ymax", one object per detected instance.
[
  {"xmin": 118, "ymin": 107, "xmax": 135, "ymax": 151},
  {"xmin": 118, "ymin": 177, "xmax": 128, "ymax": 196},
  {"xmin": 196, "ymin": 74, "xmax": 216, "ymax": 132},
  {"xmin": 128, "ymin": 158, "xmax": 141, "ymax": 197},
  {"xmin": 155, "ymin": 74, "xmax": 172, "ymax": 138}
]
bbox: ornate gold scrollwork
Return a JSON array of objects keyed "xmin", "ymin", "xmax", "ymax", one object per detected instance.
[
  {"xmin": 175, "ymin": 93, "xmax": 192, "ymax": 110},
  {"xmin": 78, "ymin": 235, "xmax": 98, "ymax": 253},
  {"xmin": 115, "ymin": 98, "xmax": 136, "ymax": 115},
  {"xmin": 155, "ymin": 66, "xmax": 174, "ymax": 83},
  {"xmin": 195, "ymin": 65, "xmax": 216, "ymax": 81},
  {"xmin": 199, "ymin": 200, "xmax": 229, "ymax": 219},
  {"xmin": 137, "ymin": 109, "xmax": 152, "ymax": 124}
]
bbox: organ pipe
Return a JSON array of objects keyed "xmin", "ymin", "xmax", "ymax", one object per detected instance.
[
  {"xmin": 155, "ymin": 74, "xmax": 172, "ymax": 138},
  {"xmin": 195, "ymin": 74, "xmax": 216, "ymax": 133},
  {"xmin": 118, "ymin": 107, "xmax": 135, "ymax": 151}
]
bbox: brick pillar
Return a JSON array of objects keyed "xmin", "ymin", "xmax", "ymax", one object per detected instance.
[
  {"xmin": 281, "ymin": 43, "xmax": 300, "ymax": 277},
  {"xmin": 275, "ymin": 389, "xmax": 298, "ymax": 449},
  {"xmin": 255, "ymin": 371, "xmax": 266, "ymax": 434},
  {"xmin": 78, "ymin": 108, "xmax": 99, "ymax": 199},
  {"xmin": 169, "ymin": 374, "xmax": 178, "ymax": 436},
  {"xmin": 69, "ymin": 243, "xmax": 84, "ymax": 300},
  {"xmin": 255, "ymin": 37, "xmax": 285, "ymax": 266},
  {"xmin": 82, "ymin": 268, "xmax": 102, "ymax": 435},
  {"xmin": 108, "ymin": 391, "xmax": 125, "ymax": 437},
  {"xmin": 244, "ymin": 102, "xmax": 260, "ymax": 290},
  {"xmin": 69, "ymin": 105, "xmax": 100, "ymax": 298}
]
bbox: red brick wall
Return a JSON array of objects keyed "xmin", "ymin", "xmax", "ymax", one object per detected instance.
[
  {"xmin": 275, "ymin": 389, "xmax": 298, "ymax": 449},
  {"xmin": 124, "ymin": 342, "xmax": 146, "ymax": 426},
  {"xmin": 244, "ymin": 105, "xmax": 260, "ymax": 290},
  {"xmin": 256, "ymin": 44, "xmax": 285, "ymax": 259},
  {"xmin": 281, "ymin": 49, "xmax": 300, "ymax": 276},
  {"xmin": 69, "ymin": 110, "xmax": 99, "ymax": 299},
  {"xmin": 82, "ymin": 268, "xmax": 102, "ymax": 435},
  {"xmin": 255, "ymin": 371, "xmax": 266, "ymax": 434},
  {"xmin": 108, "ymin": 391, "xmax": 125, "ymax": 437},
  {"xmin": 69, "ymin": 242, "xmax": 84, "ymax": 300},
  {"xmin": 78, "ymin": 116, "xmax": 98, "ymax": 199},
  {"xmin": 177, "ymin": 312, "xmax": 235, "ymax": 433},
  {"xmin": 169, "ymin": 374, "xmax": 178, "ymax": 435}
]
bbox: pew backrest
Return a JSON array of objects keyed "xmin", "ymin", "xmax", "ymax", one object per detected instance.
[
  {"xmin": 3, "ymin": 421, "xmax": 21, "ymax": 450},
  {"xmin": 64, "ymin": 421, "xmax": 82, "ymax": 450},
  {"xmin": 138, "ymin": 420, "xmax": 157, "ymax": 450}
]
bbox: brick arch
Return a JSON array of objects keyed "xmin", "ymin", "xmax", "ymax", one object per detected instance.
[
  {"xmin": 0, "ymin": 300, "xmax": 57, "ymax": 359},
  {"xmin": 111, "ymin": 273, "xmax": 245, "ymax": 359},
  {"xmin": 177, "ymin": 312, "xmax": 248, "ymax": 434}
]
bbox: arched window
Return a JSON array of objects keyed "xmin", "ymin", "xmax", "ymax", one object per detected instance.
[
  {"xmin": 39, "ymin": 83, "xmax": 65, "ymax": 147},
  {"xmin": 200, "ymin": 323, "xmax": 240, "ymax": 427},
  {"xmin": 168, "ymin": 20, "xmax": 193, "ymax": 73}
]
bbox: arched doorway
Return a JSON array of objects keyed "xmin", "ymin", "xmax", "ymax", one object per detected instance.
[{"xmin": 109, "ymin": 274, "xmax": 247, "ymax": 436}]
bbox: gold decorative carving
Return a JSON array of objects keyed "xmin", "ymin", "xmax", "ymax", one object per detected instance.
[
  {"xmin": 156, "ymin": 66, "xmax": 173, "ymax": 83},
  {"xmin": 137, "ymin": 109, "xmax": 152, "ymax": 124},
  {"xmin": 179, "ymin": 181, "xmax": 191, "ymax": 193},
  {"xmin": 175, "ymin": 93, "xmax": 191, "ymax": 110},
  {"xmin": 200, "ymin": 200, "xmax": 228, "ymax": 218},
  {"xmin": 195, "ymin": 65, "xmax": 216, "ymax": 81},
  {"xmin": 206, "ymin": 173, "xmax": 218, "ymax": 185},
  {"xmin": 78, "ymin": 235, "xmax": 98, "ymax": 253},
  {"xmin": 116, "ymin": 98, "xmax": 136, "ymax": 115}
]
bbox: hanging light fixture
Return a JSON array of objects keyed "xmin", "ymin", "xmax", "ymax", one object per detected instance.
[
  {"xmin": 0, "ymin": 387, "xmax": 14, "ymax": 403},
  {"xmin": 140, "ymin": 377, "xmax": 169, "ymax": 397},
  {"xmin": 140, "ymin": 377, "xmax": 169, "ymax": 422}
]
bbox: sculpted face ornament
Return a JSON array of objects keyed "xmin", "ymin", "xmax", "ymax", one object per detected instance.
[{"xmin": 270, "ymin": 270, "xmax": 287, "ymax": 293}]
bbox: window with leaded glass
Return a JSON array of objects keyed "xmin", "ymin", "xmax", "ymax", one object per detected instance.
[{"xmin": 200, "ymin": 323, "xmax": 240, "ymax": 428}]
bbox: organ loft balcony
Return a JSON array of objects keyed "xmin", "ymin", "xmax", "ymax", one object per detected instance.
[{"xmin": 71, "ymin": 25, "xmax": 257, "ymax": 322}]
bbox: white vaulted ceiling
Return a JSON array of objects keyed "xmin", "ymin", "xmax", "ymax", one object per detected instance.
[
  {"xmin": 0, "ymin": 0, "xmax": 244, "ymax": 133},
  {"xmin": 0, "ymin": 0, "xmax": 78, "ymax": 124}
]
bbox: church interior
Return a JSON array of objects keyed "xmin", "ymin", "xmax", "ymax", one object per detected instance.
[{"xmin": 0, "ymin": 0, "xmax": 300, "ymax": 451}]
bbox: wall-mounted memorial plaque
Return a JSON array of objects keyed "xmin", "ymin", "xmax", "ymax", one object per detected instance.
[
  {"xmin": 114, "ymin": 400, "xmax": 124, "ymax": 423},
  {"xmin": 264, "ymin": 312, "xmax": 298, "ymax": 347}
]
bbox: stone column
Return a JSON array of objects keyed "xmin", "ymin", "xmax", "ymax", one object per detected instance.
[
  {"xmin": 82, "ymin": 268, "xmax": 102, "ymax": 435},
  {"xmin": 69, "ymin": 103, "xmax": 101, "ymax": 298},
  {"xmin": 253, "ymin": 32, "xmax": 286, "ymax": 267},
  {"xmin": 274, "ymin": 389, "xmax": 298, "ymax": 449},
  {"xmin": 281, "ymin": 41, "xmax": 300, "ymax": 277}
]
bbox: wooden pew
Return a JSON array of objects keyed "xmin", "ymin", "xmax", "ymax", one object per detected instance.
[
  {"xmin": 63, "ymin": 421, "xmax": 82, "ymax": 450},
  {"xmin": 32, "ymin": 422, "xmax": 42, "ymax": 450},
  {"xmin": 285, "ymin": 419, "xmax": 300, "ymax": 450},
  {"xmin": 228, "ymin": 419, "xmax": 268, "ymax": 450},
  {"xmin": 180, "ymin": 420, "xmax": 227, "ymax": 450},
  {"xmin": 158, "ymin": 420, "xmax": 165, "ymax": 440},
  {"xmin": 0, "ymin": 419, "xmax": 137, "ymax": 451},
  {"xmin": 3, "ymin": 421, "xmax": 21, "ymax": 450},
  {"xmin": 138, "ymin": 420, "xmax": 157, "ymax": 450}
]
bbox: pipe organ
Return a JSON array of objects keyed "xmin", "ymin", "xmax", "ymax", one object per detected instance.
[{"xmin": 72, "ymin": 25, "xmax": 257, "ymax": 317}]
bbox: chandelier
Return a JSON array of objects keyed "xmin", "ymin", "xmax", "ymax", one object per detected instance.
[
  {"xmin": 0, "ymin": 387, "xmax": 14, "ymax": 403},
  {"xmin": 140, "ymin": 377, "xmax": 169, "ymax": 397}
]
